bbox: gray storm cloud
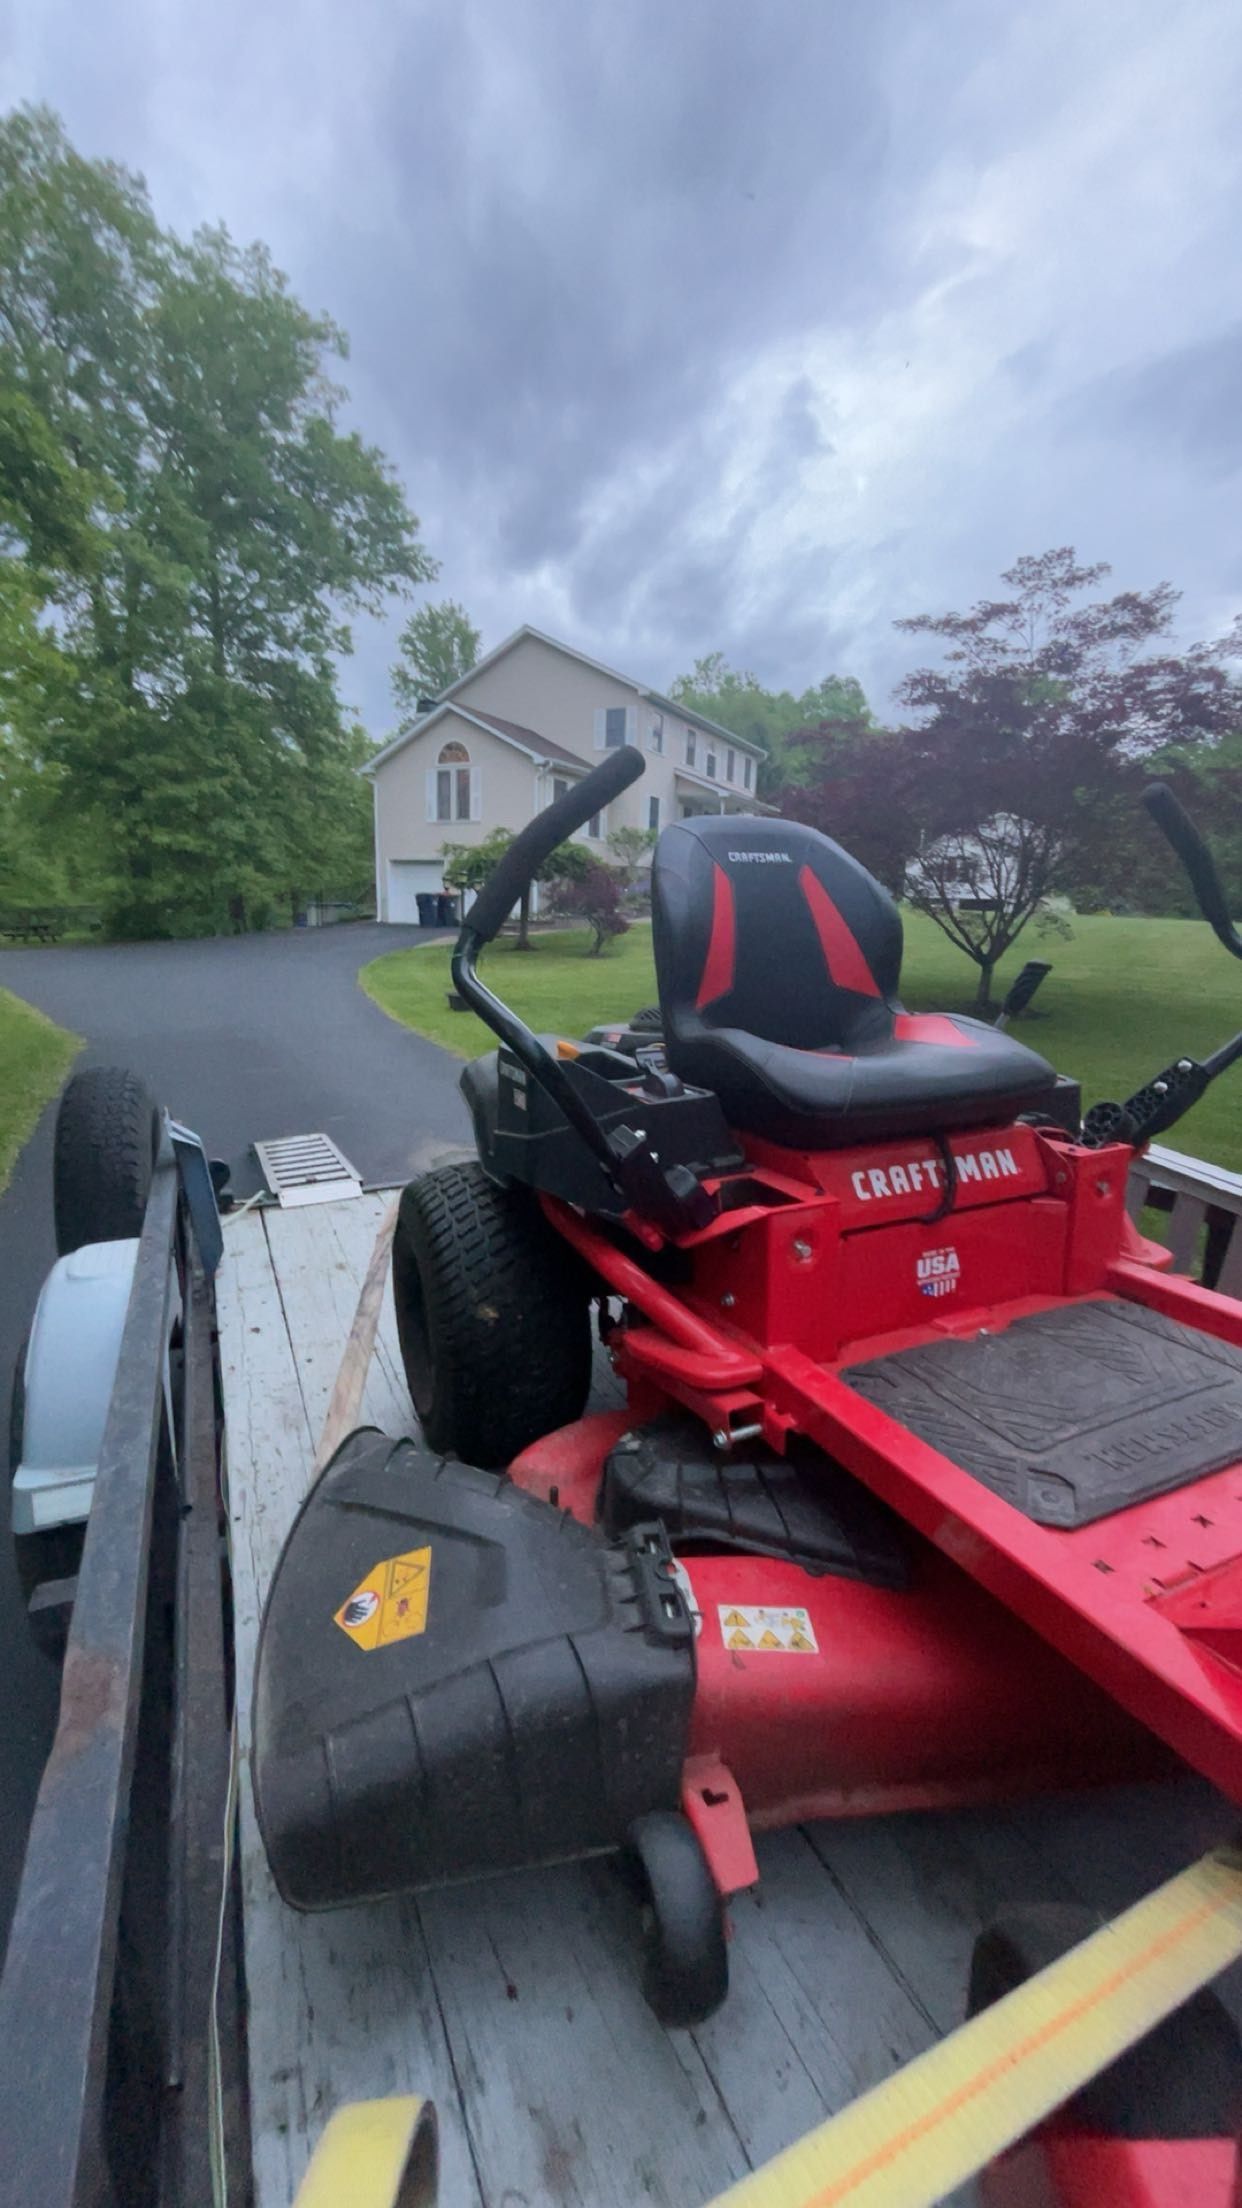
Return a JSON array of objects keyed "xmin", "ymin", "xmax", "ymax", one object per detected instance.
[{"xmin": 6, "ymin": 0, "xmax": 1241, "ymax": 729}]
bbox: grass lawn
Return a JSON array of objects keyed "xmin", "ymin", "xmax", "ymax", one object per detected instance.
[
  {"xmin": 0, "ymin": 988, "xmax": 79, "ymax": 1195},
  {"xmin": 361, "ymin": 911, "xmax": 1242, "ymax": 1172}
]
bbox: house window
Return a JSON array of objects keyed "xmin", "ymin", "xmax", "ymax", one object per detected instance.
[
  {"xmin": 553, "ymin": 777, "xmax": 569, "ymax": 802},
  {"xmin": 685, "ymin": 730, "xmax": 697, "ymax": 769},
  {"xmin": 648, "ymin": 794, "xmax": 660, "ymax": 832},
  {"xmin": 604, "ymin": 706, "xmax": 628, "ymax": 748},
  {"xmin": 705, "ymin": 748, "xmax": 717, "ymax": 780},
  {"xmin": 435, "ymin": 739, "xmax": 473, "ymax": 822},
  {"xmin": 588, "ymin": 810, "xmax": 604, "ymax": 839},
  {"xmin": 726, "ymin": 749, "xmax": 735, "ymax": 784},
  {"xmin": 744, "ymin": 755, "xmax": 753, "ymax": 791},
  {"xmin": 650, "ymin": 714, "xmax": 664, "ymax": 755}
]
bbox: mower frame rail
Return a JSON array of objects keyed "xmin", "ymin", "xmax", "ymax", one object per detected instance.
[{"xmin": 0, "ymin": 1147, "xmax": 246, "ymax": 2206}]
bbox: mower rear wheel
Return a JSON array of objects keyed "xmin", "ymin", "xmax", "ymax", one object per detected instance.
[
  {"xmin": 628, "ymin": 1809, "xmax": 728, "ymax": 2028},
  {"xmin": 392, "ymin": 1161, "xmax": 592, "ymax": 1467}
]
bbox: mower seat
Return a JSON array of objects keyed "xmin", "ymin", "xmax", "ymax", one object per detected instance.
[{"xmin": 652, "ymin": 816, "xmax": 1058, "ymax": 1148}]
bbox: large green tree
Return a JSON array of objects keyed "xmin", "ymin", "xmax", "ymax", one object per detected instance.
[
  {"xmin": 0, "ymin": 105, "xmax": 434, "ymax": 934},
  {"xmin": 668, "ymin": 652, "xmax": 872, "ymax": 795},
  {"xmin": 392, "ymin": 598, "xmax": 481, "ymax": 719}
]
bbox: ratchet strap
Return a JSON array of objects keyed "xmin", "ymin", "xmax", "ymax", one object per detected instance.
[{"xmin": 707, "ymin": 1841, "xmax": 1242, "ymax": 2208}]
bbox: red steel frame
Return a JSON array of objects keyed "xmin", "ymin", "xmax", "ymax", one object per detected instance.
[{"xmin": 539, "ymin": 1116, "xmax": 1242, "ymax": 1807}]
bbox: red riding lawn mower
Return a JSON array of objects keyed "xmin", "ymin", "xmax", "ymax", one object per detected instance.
[{"xmin": 256, "ymin": 746, "xmax": 1242, "ymax": 2192}]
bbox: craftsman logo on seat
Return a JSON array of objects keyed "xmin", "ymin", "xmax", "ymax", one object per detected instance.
[
  {"xmin": 727, "ymin": 850, "xmax": 793, "ymax": 863},
  {"xmin": 917, "ymin": 1246, "xmax": 960, "ymax": 1298},
  {"xmin": 850, "ymin": 1145, "xmax": 1021, "ymax": 1204}
]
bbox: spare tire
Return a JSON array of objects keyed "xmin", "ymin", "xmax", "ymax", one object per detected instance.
[{"xmin": 54, "ymin": 1065, "xmax": 160, "ymax": 1255}]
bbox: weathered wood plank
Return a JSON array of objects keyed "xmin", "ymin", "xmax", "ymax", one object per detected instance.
[
  {"xmin": 687, "ymin": 1827, "xmax": 938, "ymax": 2166},
  {"xmin": 415, "ymin": 1862, "xmax": 751, "ymax": 2206},
  {"xmin": 1167, "ymin": 1191, "xmax": 1206, "ymax": 1274},
  {"xmin": 1215, "ymin": 1219, "xmax": 1242, "ymax": 1300},
  {"xmin": 219, "ymin": 1204, "xmax": 483, "ymax": 2208},
  {"xmin": 263, "ymin": 1195, "xmax": 414, "ymax": 1442}
]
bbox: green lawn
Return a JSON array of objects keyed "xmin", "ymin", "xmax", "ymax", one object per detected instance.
[
  {"xmin": 360, "ymin": 911, "xmax": 1242, "ymax": 1172},
  {"xmin": 0, "ymin": 988, "xmax": 79, "ymax": 1195}
]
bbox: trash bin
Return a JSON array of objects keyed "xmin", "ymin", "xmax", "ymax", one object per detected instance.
[
  {"xmin": 415, "ymin": 893, "xmax": 437, "ymax": 928},
  {"xmin": 436, "ymin": 893, "xmax": 459, "ymax": 926}
]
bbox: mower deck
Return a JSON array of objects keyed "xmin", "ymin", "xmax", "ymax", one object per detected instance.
[{"xmin": 219, "ymin": 1188, "xmax": 1242, "ymax": 2208}]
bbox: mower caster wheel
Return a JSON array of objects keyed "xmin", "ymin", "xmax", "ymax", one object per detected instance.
[
  {"xmin": 627, "ymin": 1810, "xmax": 728, "ymax": 2028},
  {"xmin": 969, "ymin": 1906, "xmax": 1242, "ymax": 2137}
]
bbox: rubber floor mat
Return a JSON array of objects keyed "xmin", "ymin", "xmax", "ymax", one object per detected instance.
[{"xmin": 843, "ymin": 1298, "xmax": 1242, "ymax": 1528}]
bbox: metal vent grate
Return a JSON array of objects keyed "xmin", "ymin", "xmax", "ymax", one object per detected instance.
[{"xmin": 254, "ymin": 1133, "xmax": 363, "ymax": 1208}]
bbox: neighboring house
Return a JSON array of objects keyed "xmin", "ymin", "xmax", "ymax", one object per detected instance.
[{"xmin": 365, "ymin": 625, "xmax": 770, "ymax": 922}]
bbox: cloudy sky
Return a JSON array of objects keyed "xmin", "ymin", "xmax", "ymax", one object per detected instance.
[{"xmin": 5, "ymin": 0, "xmax": 1241, "ymax": 733}]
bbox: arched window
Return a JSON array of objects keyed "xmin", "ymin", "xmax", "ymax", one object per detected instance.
[{"xmin": 431, "ymin": 739, "xmax": 476, "ymax": 823}]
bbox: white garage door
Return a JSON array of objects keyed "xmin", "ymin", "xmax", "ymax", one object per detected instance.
[{"xmin": 386, "ymin": 860, "xmax": 444, "ymax": 924}]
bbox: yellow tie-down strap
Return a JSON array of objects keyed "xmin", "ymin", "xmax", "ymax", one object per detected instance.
[
  {"xmin": 708, "ymin": 1842, "xmax": 1242, "ymax": 2208},
  {"xmin": 294, "ymin": 2097, "xmax": 437, "ymax": 2208},
  {"xmin": 291, "ymin": 1846, "xmax": 1242, "ymax": 2208}
]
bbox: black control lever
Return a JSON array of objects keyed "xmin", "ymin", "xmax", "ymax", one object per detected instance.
[
  {"xmin": 1143, "ymin": 782, "xmax": 1242, "ymax": 960},
  {"xmin": 452, "ymin": 746, "xmax": 716, "ymax": 1234}
]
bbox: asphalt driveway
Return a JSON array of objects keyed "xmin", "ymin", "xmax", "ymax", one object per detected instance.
[
  {"xmin": 0, "ymin": 920, "xmax": 466, "ymax": 1953},
  {"xmin": 0, "ymin": 921, "xmax": 469, "ymax": 1196}
]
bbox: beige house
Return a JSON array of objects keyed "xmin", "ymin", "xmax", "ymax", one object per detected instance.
[{"xmin": 365, "ymin": 626, "xmax": 769, "ymax": 922}]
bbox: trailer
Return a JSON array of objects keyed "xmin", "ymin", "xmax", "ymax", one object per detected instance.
[{"xmin": 3, "ymin": 1135, "xmax": 1242, "ymax": 2206}]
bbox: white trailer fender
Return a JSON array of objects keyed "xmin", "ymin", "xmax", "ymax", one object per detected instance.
[{"xmin": 10, "ymin": 1238, "xmax": 179, "ymax": 1539}]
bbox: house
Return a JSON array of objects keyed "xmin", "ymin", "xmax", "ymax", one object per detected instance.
[{"xmin": 365, "ymin": 625, "xmax": 770, "ymax": 922}]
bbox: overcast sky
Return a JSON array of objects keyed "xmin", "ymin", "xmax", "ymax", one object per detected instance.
[{"xmin": 5, "ymin": 0, "xmax": 1241, "ymax": 733}]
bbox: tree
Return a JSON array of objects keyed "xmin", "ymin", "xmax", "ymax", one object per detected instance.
[
  {"xmin": 606, "ymin": 824, "xmax": 656, "ymax": 883},
  {"xmin": 546, "ymin": 861, "xmax": 630, "ymax": 954},
  {"xmin": 780, "ymin": 718, "xmax": 919, "ymax": 895},
  {"xmin": 892, "ymin": 549, "xmax": 1239, "ymax": 1005},
  {"xmin": 392, "ymin": 599, "xmax": 481, "ymax": 718},
  {"xmin": 440, "ymin": 827, "xmax": 591, "ymax": 948},
  {"xmin": 669, "ymin": 653, "xmax": 872, "ymax": 796},
  {"xmin": 0, "ymin": 106, "xmax": 434, "ymax": 934}
]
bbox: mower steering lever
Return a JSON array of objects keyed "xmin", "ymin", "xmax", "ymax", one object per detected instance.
[
  {"xmin": 1143, "ymin": 782, "xmax": 1242, "ymax": 961},
  {"xmin": 451, "ymin": 745, "xmax": 717, "ymax": 1235}
]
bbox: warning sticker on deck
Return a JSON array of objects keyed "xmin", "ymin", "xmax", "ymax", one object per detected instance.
[
  {"xmin": 335, "ymin": 1545, "xmax": 432, "ymax": 1651},
  {"xmin": 717, "ymin": 1604, "xmax": 818, "ymax": 1653}
]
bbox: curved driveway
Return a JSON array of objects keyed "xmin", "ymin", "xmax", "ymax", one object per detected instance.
[{"xmin": 0, "ymin": 921, "xmax": 468, "ymax": 1196}]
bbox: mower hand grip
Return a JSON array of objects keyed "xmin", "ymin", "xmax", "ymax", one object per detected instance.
[
  {"xmin": 463, "ymin": 746, "xmax": 646, "ymax": 945},
  {"xmin": 1143, "ymin": 782, "xmax": 1242, "ymax": 960}
]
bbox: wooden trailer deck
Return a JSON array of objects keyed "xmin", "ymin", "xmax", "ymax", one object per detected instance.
[{"xmin": 219, "ymin": 1187, "xmax": 1242, "ymax": 2208}]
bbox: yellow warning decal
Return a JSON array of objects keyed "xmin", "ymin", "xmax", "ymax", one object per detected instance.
[
  {"xmin": 716, "ymin": 1603, "xmax": 818, "ymax": 1653},
  {"xmin": 335, "ymin": 1546, "xmax": 432, "ymax": 1651}
]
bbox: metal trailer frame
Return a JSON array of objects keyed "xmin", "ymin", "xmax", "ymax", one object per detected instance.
[{"xmin": 0, "ymin": 1141, "xmax": 248, "ymax": 2206}]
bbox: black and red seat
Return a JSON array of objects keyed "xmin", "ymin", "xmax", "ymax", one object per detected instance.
[{"xmin": 652, "ymin": 815, "xmax": 1057, "ymax": 1148}]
